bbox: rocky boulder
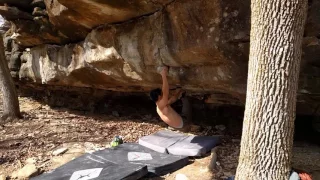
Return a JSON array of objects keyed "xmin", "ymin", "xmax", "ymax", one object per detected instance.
[
  {"xmin": 19, "ymin": 0, "xmax": 251, "ymax": 104},
  {"xmin": 0, "ymin": 0, "xmax": 319, "ymax": 115},
  {"xmin": 43, "ymin": 0, "xmax": 175, "ymax": 41}
]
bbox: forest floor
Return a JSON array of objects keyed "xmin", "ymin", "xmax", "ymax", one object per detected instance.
[{"xmin": 0, "ymin": 93, "xmax": 320, "ymax": 180}]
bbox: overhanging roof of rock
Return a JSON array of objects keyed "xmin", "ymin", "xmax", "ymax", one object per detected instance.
[{"xmin": 0, "ymin": 0, "xmax": 319, "ymax": 114}]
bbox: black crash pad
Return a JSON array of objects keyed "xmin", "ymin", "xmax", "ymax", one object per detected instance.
[
  {"xmin": 92, "ymin": 143, "xmax": 189, "ymax": 176},
  {"xmin": 31, "ymin": 153, "xmax": 148, "ymax": 180},
  {"xmin": 139, "ymin": 130, "xmax": 221, "ymax": 156}
]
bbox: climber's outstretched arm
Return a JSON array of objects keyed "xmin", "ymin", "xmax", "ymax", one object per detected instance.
[
  {"xmin": 168, "ymin": 89, "xmax": 183, "ymax": 105},
  {"xmin": 157, "ymin": 67, "xmax": 169, "ymax": 109},
  {"xmin": 160, "ymin": 67, "xmax": 169, "ymax": 101}
]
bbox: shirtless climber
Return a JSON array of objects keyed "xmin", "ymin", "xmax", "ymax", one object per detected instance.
[{"xmin": 150, "ymin": 66, "xmax": 192, "ymax": 131}]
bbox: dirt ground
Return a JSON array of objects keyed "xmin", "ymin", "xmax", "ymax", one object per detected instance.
[{"xmin": 0, "ymin": 94, "xmax": 320, "ymax": 180}]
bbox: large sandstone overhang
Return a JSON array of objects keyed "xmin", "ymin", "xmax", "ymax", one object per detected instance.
[{"xmin": 0, "ymin": 0, "xmax": 319, "ymax": 115}]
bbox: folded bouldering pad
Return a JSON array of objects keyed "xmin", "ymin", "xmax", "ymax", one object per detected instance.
[
  {"xmin": 31, "ymin": 153, "xmax": 148, "ymax": 180},
  {"xmin": 139, "ymin": 130, "xmax": 221, "ymax": 156},
  {"xmin": 92, "ymin": 143, "xmax": 189, "ymax": 176},
  {"xmin": 167, "ymin": 135, "xmax": 221, "ymax": 156},
  {"xmin": 138, "ymin": 130, "xmax": 186, "ymax": 153}
]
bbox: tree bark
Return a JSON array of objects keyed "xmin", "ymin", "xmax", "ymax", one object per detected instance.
[
  {"xmin": 0, "ymin": 35, "xmax": 20, "ymax": 121},
  {"xmin": 235, "ymin": 0, "xmax": 307, "ymax": 180}
]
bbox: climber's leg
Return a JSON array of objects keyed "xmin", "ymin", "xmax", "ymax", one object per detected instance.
[{"xmin": 173, "ymin": 95, "xmax": 192, "ymax": 132}]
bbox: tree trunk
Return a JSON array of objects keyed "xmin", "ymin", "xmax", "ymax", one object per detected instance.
[
  {"xmin": 235, "ymin": 0, "xmax": 307, "ymax": 180},
  {"xmin": 0, "ymin": 35, "xmax": 20, "ymax": 121}
]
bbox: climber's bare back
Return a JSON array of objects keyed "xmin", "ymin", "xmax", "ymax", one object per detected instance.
[{"xmin": 156, "ymin": 103, "xmax": 183, "ymax": 128}]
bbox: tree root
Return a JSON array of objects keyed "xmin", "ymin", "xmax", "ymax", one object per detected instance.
[{"xmin": 0, "ymin": 113, "xmax": 21, "ymax": 124}]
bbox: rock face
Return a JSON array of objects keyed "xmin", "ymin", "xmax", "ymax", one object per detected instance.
[
  {"xmin": 43, "ymin": 0, "xmax": 174, "ymax": 41},
  {"xmin": 0, "ymin": 0, "xmax": 319, "ymax": 114},
  {"xmin": 18, "ymin": 0, "xmax": 251, "ymax": 103}
]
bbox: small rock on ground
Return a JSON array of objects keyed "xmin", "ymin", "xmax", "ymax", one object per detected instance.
[
  {"xmin": 175, "ymin": 173, "xmax": 189, "ymax": 180},
  {"xmin": 0, "ymin": 175, "xmax": 6, "ymax": 180},
  {"xmin": 190, "ymin": 125, "xmax": 201, "ymax": 132},
  {"xmin": 11, "ymin": 164, "xmax": 38, "ymax": 179},
  {"xmin": 215, "ymin": 125, "xmax": 226, "ymax": 131},
  {"xmin": 223, "ymin": 172, "xmax": 234, "ymax": 178},
  {"xmin": 52, "ymin": 147, "xmax": 68, "ymax": 156},
  {"xmin": 112, "ymin": 111, "xmax": 120, "ymax": 117},
  {"xmin": 26, "ymin": 157, "xmax": 37, "ymax": 164}
]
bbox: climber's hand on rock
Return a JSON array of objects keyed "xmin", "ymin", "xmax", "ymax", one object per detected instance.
[{"xmin": 160, "ymin": 66, "xmax": 168, "ymax": 76}]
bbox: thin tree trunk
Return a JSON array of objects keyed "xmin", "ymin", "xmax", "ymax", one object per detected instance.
[
  {"xmin": 235, "ymin": 0, "xmax": 307, "ymax": 180},
  {"xmin": 0, "ymin": 35, "xmax": 20, "ymax": 121}
]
